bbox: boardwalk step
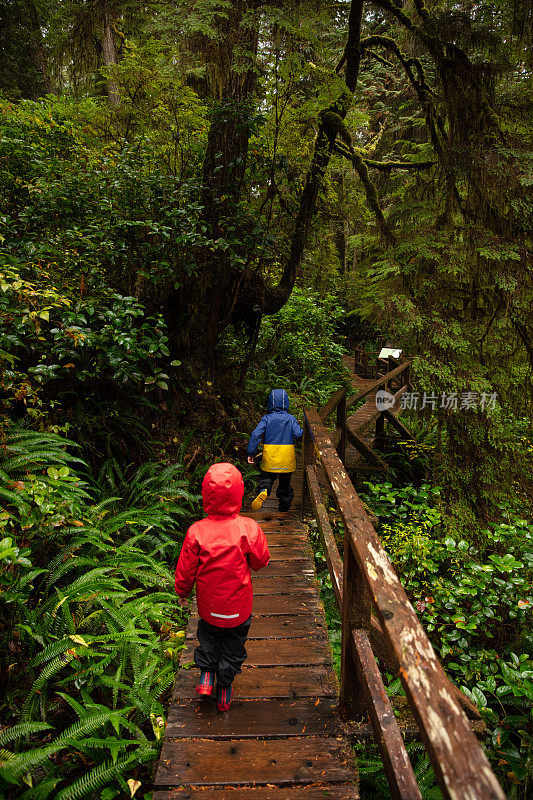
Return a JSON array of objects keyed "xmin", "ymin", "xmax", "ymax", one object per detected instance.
[
  {"xmin": 154, "ymin": 442, "xmax": 359, "ymax": 798},
  {"xmin": 247, "ymin": 574, "xmax": 317, "ymax": 595},
  {"xmin": 165, "ymin": 698, "xmax": 341, "ymax": 738},
  {"xmin": 191, "ymin": 594, "xmax": 320, "ymax": 615},
  {"xmin": 186, "ymin": 614, "xmax": 326, "ymax": 639},
  {"xmin": 155, "ymin": 736, "xmax": 357, "ymax": 787},
  {"xmin": 260, "ymin": 560, "xmax": 314, "ymax": 577},
  {"xmin": 172, "ymin": 665, "xmax": 338, "ymax": 700},
  {"xmin": 264, "ymin": 543, "xmax": 314, "ymax": 560},
  {"xmin": 181, "ymin": 636, "xmax": 330, "ymax": 667},
  {"xmin": 154, "ymin": 785, "xmax": 360, "ymax": 799}
]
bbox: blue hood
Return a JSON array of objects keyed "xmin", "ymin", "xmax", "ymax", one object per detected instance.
[{"xmin": 268, "ymin": 389, "xmax": 290, "ymax": 413}]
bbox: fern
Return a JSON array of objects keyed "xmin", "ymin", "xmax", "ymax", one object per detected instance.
[
  {"xmin": 53, "ymin": 752, "xmax": 143, "ymax": 800},
  {"xmin": 22, "ymin": 653, "xmax": 74, "ymax": 720},
  {"xmin": 19, "ymin": 777, "xmax": 62, "ymax": 799},
  {"xmin": 0, "ymin": 722, "xmax": 53, "ymax": 746},
  {"xmin": 0, "ymin": 420, "xmax": 200, "ymax": 798}
]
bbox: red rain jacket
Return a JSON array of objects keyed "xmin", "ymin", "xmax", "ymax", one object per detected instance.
[{"xmin": 175, "ymin": 463, "xmax": 270, "ymax": 627}]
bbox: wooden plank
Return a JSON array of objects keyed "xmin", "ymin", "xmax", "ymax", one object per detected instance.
[
  {"xmin": 165, "ymin": 698, "xmax": 341, "ymax": 738},
  {"xmin": 154, "ymin": 736, "xmax": 357, "ymax": 787},
  {"xmin": 260, "ymin": 559, "xmax": 314, "ymax": 577},
  {"xmin": 242, "ymin": 511, "xmax": 302, "ymax": 522},
  {"xmin": 345, "ymin": 424, "xmax": 388, "ymax": 469},
  {"xmin": 352, "ymin": 629, "xmax": 422, "ymax": 800},
  {"xmin": 347, "ymin": 405, "xmax": 380, "ymax": 436},
  {"xmin": 267, "ymin": 544, "xmax": 314, "ymax": 560},
  {"xmin": 190, "ymin": 594, "xmax": 321, "ymax": 617},
  {"xmin": 261, "ymin": 533, "xmax": 309, "ymax": 544},
  {"xmin": 186, "ymin": 614, "xmax": 326, "ymax": 639},
  {"xmin": 336, "ymin": 391, "xmax": 346, "ymax": 462},
  {"xmin": 305, "ymin": 465, "xmax": 343, "ymax": 609},
  {"xmin": 340, "ymin": 530, "xmax": 371, "ymax": 716},
  {"xmin": 252, "ymin": 594, "xmax": 321, "ymax": 614},
  {"xmin": 251, "ymin": 574, "xmax": 316, "ymax": 594},
  {"xmin": 154, "ymin": 784, "xmax": 359, "ymax": 799},
  {"xmin": 383, "ymin": 409, "xmax": 415, "ymax": 440},
  {"xmin": 172, "ymin": 665, "xmax": 339, "ymax": 700},
  {"xmin": 181, "ymin": 637, "xmax": 330, "ymax": 667},
  {"xmin": 303, "ymin": 406, "xmax": 505, "ymax": 800}
]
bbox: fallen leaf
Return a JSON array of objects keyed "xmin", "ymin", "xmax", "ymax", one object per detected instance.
[{"xmin": 127, "ymin": 779, "xmax": 141, "ymax": 797}]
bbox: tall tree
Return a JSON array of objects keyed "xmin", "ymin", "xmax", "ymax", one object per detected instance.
[
  {"xmin": 0, "ymin": 0, "xmax": 51, "ymax": 98},
  {"xmin": 171, "ymin": 0, "xmax": 370, "ymax": 369}
]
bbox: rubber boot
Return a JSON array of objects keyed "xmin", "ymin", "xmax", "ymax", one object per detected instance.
[
  {"xmin": 195, "ymin": 670, "xmax": 215, "ymax": 697},
  {"xmin": 251, "ymin": 490, "xmax": 267, "ymax": 511},
  {"xmin": 216, "ymin": 683, "xmax": 233, "ymax": 712}
]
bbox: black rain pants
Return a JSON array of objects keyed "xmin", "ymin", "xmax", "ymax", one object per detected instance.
[
  {"xmin": 254, "ymin": 471, "xmax": 294, "ymax": 511},
  {"xmin": 194, "ymin": 615, "xmax": 252, "ymax": 688}
]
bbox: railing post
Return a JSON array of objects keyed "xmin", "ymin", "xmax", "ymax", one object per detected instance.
[
  {"xmin": 339, "ymin": 534, "xmax": 372, "ymax": 719},
  {"xmin": 375, "ymin": 410, "xmax": 386, "ymax": 450},
  {"xmin": 301, "ymin": 414, "xmax": 314, "ymax": 516},
  {"xmin": 335, "ymin": 390, "xmax": 346, "ymax": 464}
]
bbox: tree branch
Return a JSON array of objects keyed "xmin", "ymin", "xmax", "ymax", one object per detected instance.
[
  {"xmin": 262, "ymin": 0, "xmax": 366, "ymax": 314},
  {"xmin": 365, "ymin": 158, "xmax": 434, "ymax": 171}
]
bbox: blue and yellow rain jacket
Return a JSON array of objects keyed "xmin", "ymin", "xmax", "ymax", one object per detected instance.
[{"xmin": 247, "ymin": 390, "xmax": 303, "ymax": 473}]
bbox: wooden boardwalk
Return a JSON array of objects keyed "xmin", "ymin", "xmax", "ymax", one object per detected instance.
[
  {"xmin": 341, "ymin": 355, "xmax": 408, "ymax": 471},
  {"xmin": 153, "ymin": 476, "xmax": 360, "ymax": 798},
  {"xmin": 152, "ymin": 370, "xmax": 396, "ymax": 798},
  {"xmin": 153, "ymin": 359, "xmax": 503, "ymax": 800}
]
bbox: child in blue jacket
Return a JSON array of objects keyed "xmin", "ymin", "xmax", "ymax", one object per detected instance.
[{"xmin": 247, "ymin": 389, "xmax": 303, "ymax": 512}]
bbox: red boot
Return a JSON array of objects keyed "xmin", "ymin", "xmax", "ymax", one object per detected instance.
[
  {"xmin": 216, "ymin": 684, "xmax": 233, "ymax": 712},
  {"xmin": 196, "ymin": 670, "xmax": 215, "ymax": 697}
]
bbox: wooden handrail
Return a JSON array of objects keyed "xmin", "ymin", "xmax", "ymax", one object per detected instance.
[
  {"xmin": 319, "ymin": 387, "xmax": 346, "ymax": 420},
  {"xmin": 302, "ymin": 407, "xmax": 505, "ymax": 800},
  {"xmin": 347, "ymin": 360, "xmax": 411, "ymax": 410}
]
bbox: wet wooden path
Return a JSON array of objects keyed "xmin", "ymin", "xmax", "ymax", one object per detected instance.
[
  {"xmin": 341, "ymin": 355, "xmax": 408, "ymax": 471},
  {"xmin": 153, "ymin": 469, "xmax": 360, "ymax": 798},
  {"xmin": 152, "ymin": 368, "xmax": 397, "ymax": 797},
  {"xmin": 153, "ymin": 359, "xmax": 501, "ymax": 800}
]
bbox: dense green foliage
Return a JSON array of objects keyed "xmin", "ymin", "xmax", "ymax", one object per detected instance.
[
  {"xmin": 312, "ymin": 439, "xmax": 532, "ymax": 798},
  {"xmin": 0, "ymin": 423, "xmax": 203, "ymax": 799},
  {"xmin": 0, "ymin": 0, "xmax": 531, "ymax": 798}
]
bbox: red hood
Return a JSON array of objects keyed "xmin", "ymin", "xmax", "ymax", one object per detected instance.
[{"xmin": 202, "ymin": 463, "xmax": 244, "ymax": 518}]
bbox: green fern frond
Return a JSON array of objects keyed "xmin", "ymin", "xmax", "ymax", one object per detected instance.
[
  {"xmin": 53, "ymin": 753, "xmax": 137, "ymax": 800},
  {"xmin": 0, "ymin": 722, "xmax": 53, "ymax": 746},
  {"xmin": 19, "ymin": 777, "xmax": 62, "ymax": 799},
  {"xmin": 22, "ymin": 653, "xmax": 74, "ymax": 720}
]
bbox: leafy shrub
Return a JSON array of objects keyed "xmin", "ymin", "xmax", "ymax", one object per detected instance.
[
  {"xmin": 239, "ymin": 288, "xmax": 351, "ymax": 407},
  {"xmin": 359, "ymin": 481, "xmax": 533, "ymax": 795},
  {"xmin": 311, "ymin": 473, "xmax": 532, "ymax": 796},
  {"xmin": 0, "ymin": 260, "xmax": 179, "ymax": 462}
]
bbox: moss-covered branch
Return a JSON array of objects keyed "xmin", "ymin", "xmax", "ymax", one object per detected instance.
[
  {"xmin": 371, "ymin": 0, "xmax": 416, "ymax": 32},
  {"xmin": 364, "ymin": 158, "xmax": 434, "ymax": 171},
  {"xmin": 334, "ymin": 141, "xmax": 433, "ymax": 171}
]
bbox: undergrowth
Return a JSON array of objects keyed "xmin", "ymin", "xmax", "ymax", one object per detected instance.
[
  {"xmin": 0, "ymin": 422, "xmax": 203, "ymax": 799},
  {"xmin": 308, "ymin": 430, "xmax": 533, "ymax": 799}
]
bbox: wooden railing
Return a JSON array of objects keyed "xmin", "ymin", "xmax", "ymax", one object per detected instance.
[
  {"xmin": 301, "ymin": 403, "xmax": 505, "ymax": 800},
  {"xmin": 347, "ymin": 359, "xmax": 411, "ymax": 411},
  {"xmin": 354, "ymin": 346, "xmax": 378, "ymax": 378}
]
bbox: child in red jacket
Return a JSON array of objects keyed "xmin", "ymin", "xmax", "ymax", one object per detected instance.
[{"xmin": 175, "ymin": 462, "xmax": 269, "ymax": 711}]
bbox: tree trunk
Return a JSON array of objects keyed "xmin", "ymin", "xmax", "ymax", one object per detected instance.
[
  {"xmin": 27, "ymin": 0, "xmax": 51, "ymax": 96},
  {"xmin": 170, "ymin": 1, "xmax": 367, "ymax": 368},
  {"xmin": 102, "ymin": 3, "xmax": 120, "ymax": 107},
  {"xmin": 169, "ymin": 1, "xmax": 260, "ymax": 369}
]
